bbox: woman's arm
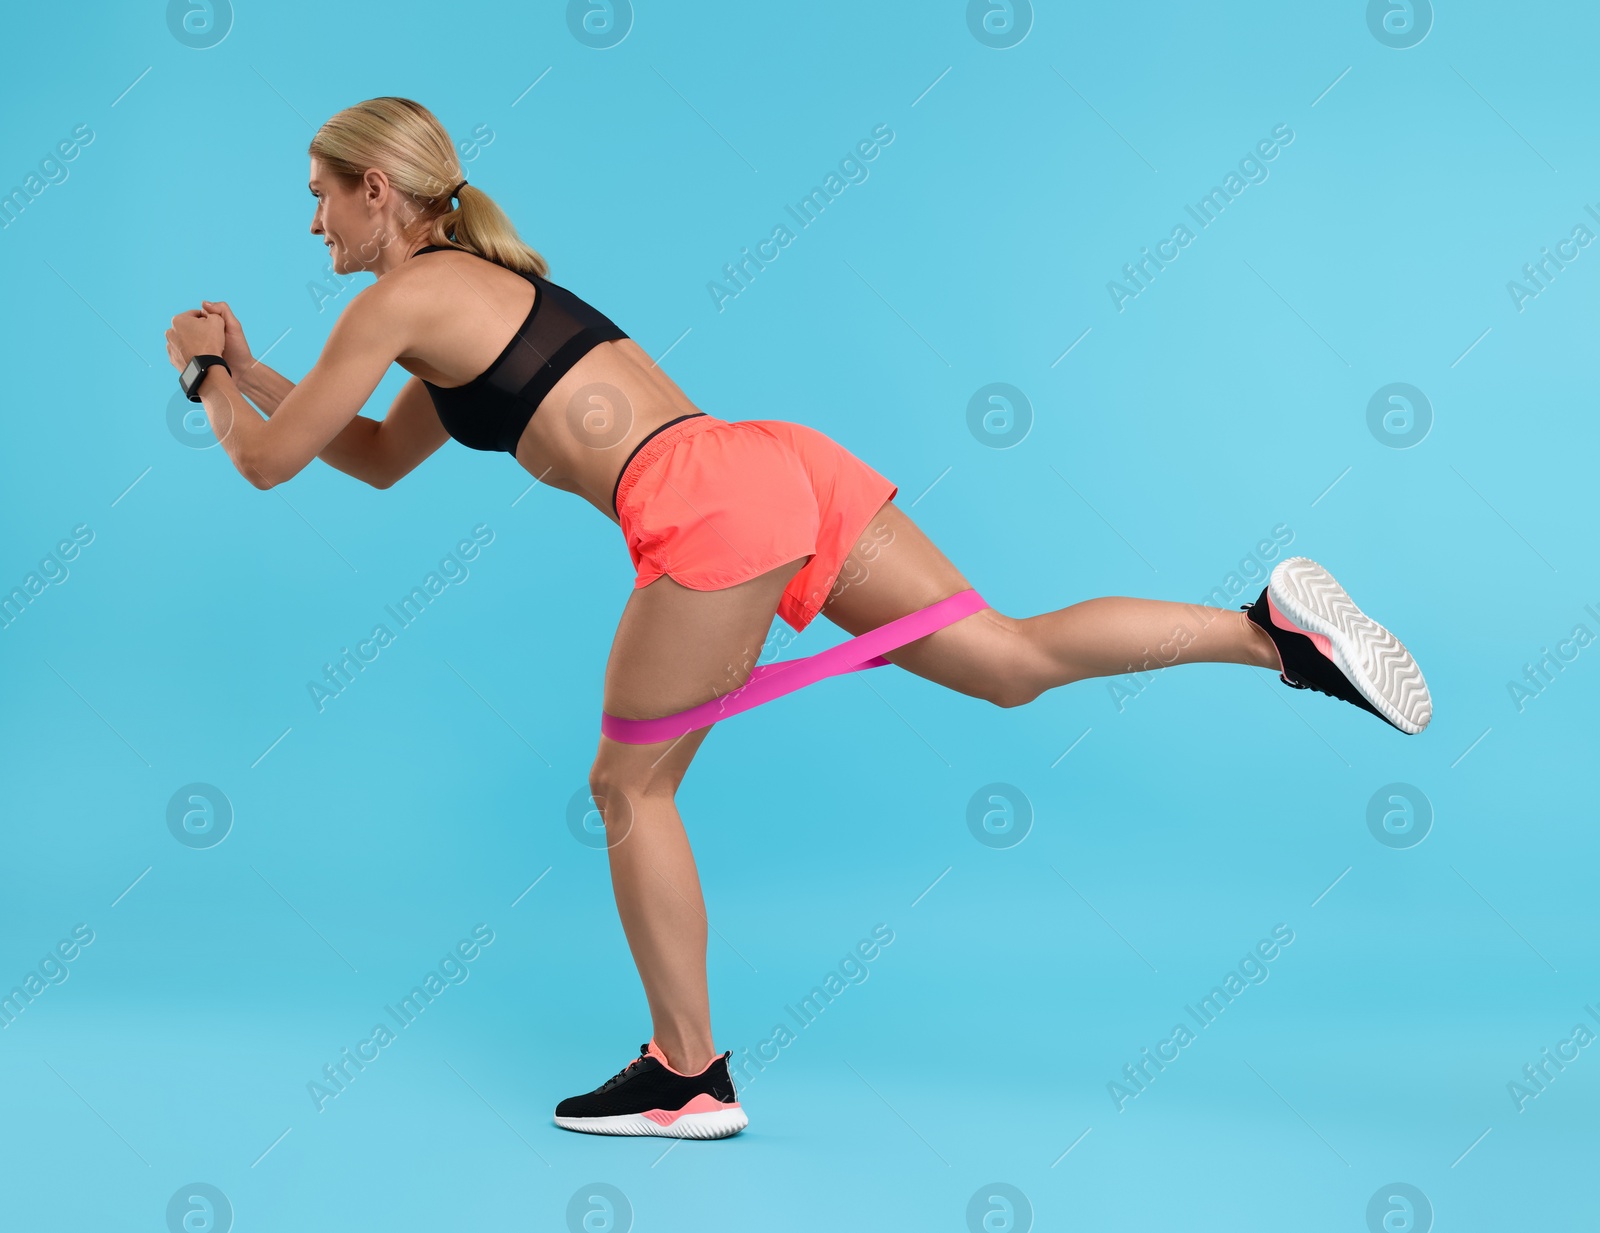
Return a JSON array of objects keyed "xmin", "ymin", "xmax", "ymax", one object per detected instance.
[
  {"xmin": 167, "ymin": 284, "xmax": 406, "ymax": 490},
  {"xmin": 351, "ymin": 376, "xmax": 452, "ymax": 488},
  {"xmin": 228, "ymin": 358, "xmax": 447, "ymax": 488},
  {"xmin": 204, "ymin": 301, "xmax": 399, "ymax": 486}
]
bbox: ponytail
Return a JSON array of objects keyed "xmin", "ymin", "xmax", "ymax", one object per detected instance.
[{"xmin": 425, "ymin": 182, "xmax": 548, "ymax": 277}]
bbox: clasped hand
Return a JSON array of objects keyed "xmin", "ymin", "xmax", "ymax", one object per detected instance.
[{"xmin": 163, "ymin": 299, "xmax": 254, "ymax": 373}]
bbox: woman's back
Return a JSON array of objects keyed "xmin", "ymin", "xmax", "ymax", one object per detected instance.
[{"xmin": 388, "ymin": 244, "xmax": 706, "ymax": 517}]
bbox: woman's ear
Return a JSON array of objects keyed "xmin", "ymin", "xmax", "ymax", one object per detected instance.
[{"xmin": 362, "ymin": 166, "xmax": 389, "ymax": 208}]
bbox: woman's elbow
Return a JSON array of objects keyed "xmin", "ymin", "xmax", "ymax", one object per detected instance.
[
  {"xmin": 367, "ymin": 456, "xmax": 401, "ymax": 489},
  {"xmin": 370, "ymin": 452, "xmax": 423, "ymax": 489},
  {"xmin": 242, "ymin": 450, "xmax": 301, "ymax": 490},
  {"xmin": 243, "ymin": 458, "xmax": 280, "ymax": 490}
]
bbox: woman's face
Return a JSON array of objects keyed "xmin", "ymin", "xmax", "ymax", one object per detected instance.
[{"xmin": 309, "ymin": 157, "xmax": 383, "ymax": 275}]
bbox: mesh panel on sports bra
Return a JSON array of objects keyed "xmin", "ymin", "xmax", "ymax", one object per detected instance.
[
  {"xmin": 485, "ymin": 280, "xmax": 626, "ymax": 413},
  {"xmin": 416, "ymin": 247, "xmax": 628, "ymax": 453}
]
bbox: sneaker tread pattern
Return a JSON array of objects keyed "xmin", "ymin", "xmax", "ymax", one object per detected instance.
[{"xmin": 1270, "ymin": 557, "xmax": 1432, "ymax": 734}]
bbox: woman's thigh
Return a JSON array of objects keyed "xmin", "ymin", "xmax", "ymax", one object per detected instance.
[
  {"xmin": 594, "ymin": 556, "xmax": 808, "ymax": 793},
  {"xmin": 819, "ymin": 499, "xmax": 1041, "ymax": 706}
]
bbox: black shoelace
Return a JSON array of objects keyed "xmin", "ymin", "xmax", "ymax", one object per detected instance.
[{"xmin": 597, "ymin": 1043, "xmax": 653, "ymax": 1092}]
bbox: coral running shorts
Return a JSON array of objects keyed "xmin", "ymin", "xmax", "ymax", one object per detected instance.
[{"xmin": 613, "ymin": 414, "xmax": 899, "ymax": 632}]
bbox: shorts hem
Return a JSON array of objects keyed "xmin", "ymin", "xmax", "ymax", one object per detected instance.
[{"xmin": 635, "ymin": 551, "xmax": 817, "ymax": 594}]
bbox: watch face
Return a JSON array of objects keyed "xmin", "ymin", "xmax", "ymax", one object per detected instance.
[{"xmin": 181, "ymin": 357, "xmax": 204, "ymax": 401}]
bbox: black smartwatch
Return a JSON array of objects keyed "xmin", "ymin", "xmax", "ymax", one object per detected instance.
[{"xmin": 179, "ymin": 354, "xmax": 231, "ymax": 402}]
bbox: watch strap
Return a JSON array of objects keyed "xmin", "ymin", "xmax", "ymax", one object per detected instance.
[{"xmin": 181, "ymin": 354, "xmax": 231, "ymax": 402}]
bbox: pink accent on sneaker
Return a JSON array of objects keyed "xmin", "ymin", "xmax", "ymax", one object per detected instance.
[
  {"xmin": 645, "ymin": 1037, "xmax": 718, "ymax": 1077},
  {"xmin": 641, "ymin": 1092, "xmax": 741, "ymax": 1125},
  {"xmin": 1267, "ymin": 593, "xmax": 1334, "ymax": 661}
]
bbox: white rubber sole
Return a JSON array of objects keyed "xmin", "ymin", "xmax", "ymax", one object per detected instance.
[
  {"xmin": 1267, "ymin": 557, "xmax": 1432, "ymax": 735},
  {"xmin": 553, "ymin": 1107, "xmax": 749, "ymax": 1139}
]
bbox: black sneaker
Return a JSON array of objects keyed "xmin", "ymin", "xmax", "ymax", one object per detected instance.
[
  {"xmin": 553, "ymin": 1038, "xmax": 748, "ymax": 1139},
  {"xmin": 1241, "ymin": 557, "xmax": 1432, "ymax": 734}
]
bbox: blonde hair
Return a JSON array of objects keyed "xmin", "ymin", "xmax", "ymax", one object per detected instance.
[{"xmin": 309, "ymin": 96, "xmax": 548, "ymax": 277}]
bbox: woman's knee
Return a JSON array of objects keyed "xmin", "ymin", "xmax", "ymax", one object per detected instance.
[
  {"xmin": 989, "ymin": 674, "xmax": 1045, "ymax": 709},
  {"xmin": 586, "ymin": 760, "xmax": 656, "ymax": 846},
  {"xmin": 928, "ymin": 609, "xmax": 1058, "ymax": 709},
  {"xmin": 588, "ymin": 737, "xmax": 693, "ymax": 809},
  {"xmin": 985, "ymin": 623, "xmax": 1056, "ymax": 708}
]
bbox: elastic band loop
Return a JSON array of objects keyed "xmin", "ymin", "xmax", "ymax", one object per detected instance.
[{"xmin": 599, "ymin": 589, "xmax": 988, "ymax": 745}]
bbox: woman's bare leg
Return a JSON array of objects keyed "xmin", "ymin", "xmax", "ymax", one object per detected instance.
[
  {"xmin": 589, "ymin": 503, "xmax": 1280, "ymax": 1071},
  {"xmin": 588, "ymin": 557, "xmax": 806, "ymax": 1076},
  {"xmin": 821, "ymin": 501, "xmax": 1278, "ymax": 706}
]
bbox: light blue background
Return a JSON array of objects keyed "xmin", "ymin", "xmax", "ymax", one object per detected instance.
[{"xmin": 1, "ymin": 1, "xmax": 1593, "ymax": 1230}]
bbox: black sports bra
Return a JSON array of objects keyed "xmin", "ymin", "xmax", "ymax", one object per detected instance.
[{"xmin": 411, "ymin": 244, "xmax": 629, "ymax": 453}]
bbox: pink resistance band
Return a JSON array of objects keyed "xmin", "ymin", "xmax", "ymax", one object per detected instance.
[{"xmin": 600, "ymin": 588, "xmax": 989, "ymax": 744}]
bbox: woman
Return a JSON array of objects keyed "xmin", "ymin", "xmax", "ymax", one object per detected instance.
[{"xmin": 163, "ymin": 97, "xmax": 1432, "ymax": 1141}]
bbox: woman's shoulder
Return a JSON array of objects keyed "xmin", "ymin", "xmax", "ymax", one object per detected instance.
[
  {"xmin": 339, "ymin": 252, "xmax": 464, "ymax": 330},
  {"xmin": 382, "ymin": 244, "xmax": 528, "ymax": 295},
  {"xmin": 415, "ymin": 242, "xmax": 540, "ymax": 275}
]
